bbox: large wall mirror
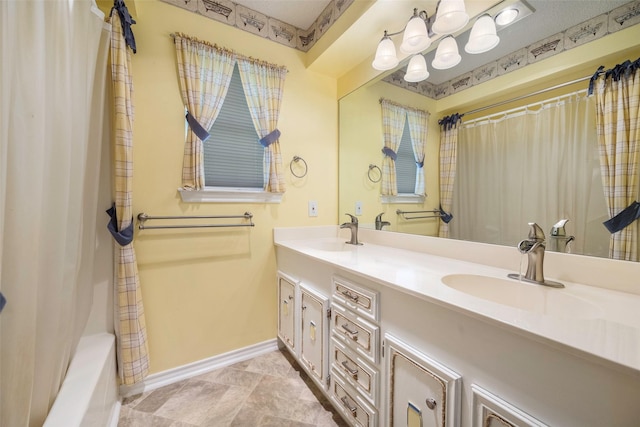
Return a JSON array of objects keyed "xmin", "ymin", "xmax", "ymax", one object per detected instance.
[{"xmin": 338, "ymin": 0, "xmax": 640, "ymax": 261}]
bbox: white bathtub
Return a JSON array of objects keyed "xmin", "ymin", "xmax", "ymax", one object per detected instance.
[{"xmin": 44, "ymin": 333, "xmax": 120, "ymax": 427}]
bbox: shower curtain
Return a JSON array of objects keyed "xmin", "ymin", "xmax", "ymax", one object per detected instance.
[
  {"xmin": 0, "ymin": 1, "xmax": 110, "ymax": 425},
  {"xmin": 451, "ymin": 92, "xmax": 609, "ymax": 257}
]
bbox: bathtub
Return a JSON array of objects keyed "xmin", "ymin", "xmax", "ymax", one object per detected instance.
[{"xmin": 44, "ymin": 332, "xmax": 120, "ymax": 427}]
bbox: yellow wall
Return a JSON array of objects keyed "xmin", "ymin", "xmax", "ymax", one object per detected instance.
[
  {"xmin": 339, "ymin": 82, "xmax": 439, "ymax": 235},
  {"xmin": 128, "ymin": 0, "xmax": 338, "ymax": 373}
]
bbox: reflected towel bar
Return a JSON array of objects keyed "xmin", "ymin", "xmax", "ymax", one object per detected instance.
[
  {"xmin": 396, "ymin": 209, "xmax": 443, "ymax": 220},
  {"xmin": 137, "ymin": 212, "xmax": 254, "ymax": 230}
]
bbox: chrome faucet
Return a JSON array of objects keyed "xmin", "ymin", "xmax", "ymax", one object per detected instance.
[
  {"xmin": 549, "ymin": 219, "xmax": 575, "ymax": 253},
  {"xmin": 507, "ymin": 222, "xmax": 564, "ymax": 288},
  {"xmin": 375, "ymin": 212, "xmax": 390, "ymax": 230},
  {"xmin": 340, "ymin": 213, "xmax": 362, "ymax": 245}
]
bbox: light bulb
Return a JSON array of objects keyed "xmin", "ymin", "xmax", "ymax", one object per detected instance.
[
  {"xmin": 432, "ymin": 0, "xmax": 469, "ymax": 35},
  {"xmin": 404, "ymin": 54, "xmax": 430, "ymax": 82},
  {"xmin": 465, "ymin": 14, "xmax": 499, "ymax": 54},
  {"xmin": 432, "ymin": 36, "xmax": 461, "ymax": 70},
  {"xmin": 372, "ymin": 34, "xmax": 399, "ymax": 71}
]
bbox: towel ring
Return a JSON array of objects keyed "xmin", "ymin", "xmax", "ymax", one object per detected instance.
[
  {"xmin": 290, "ymin": 156, "xmax": 308, "ymax": 178},
  {"xmin": 368, "ymin": 164, "xmax": 381, "ymax": 183}
]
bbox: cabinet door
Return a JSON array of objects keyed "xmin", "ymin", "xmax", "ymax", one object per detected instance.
[
  {"xmin": 385, "ymin": 334, "xmax": 462, "ymax": 427},
  {"xmin": 300, "ymin": 283, "xmax": 329, "ymax": 388},
  {"xmin": 471, "ymin": 384, "xmax": 548, "ymax": 427},
  {"xmin": 277, "ymin": 273, "xmax": 297, "ymax": 354}
]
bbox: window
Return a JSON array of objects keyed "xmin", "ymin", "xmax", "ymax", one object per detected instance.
[
  {"xmin": 396, "ymin": 118, "xmax": 417, "ymax": 194},
  {"xmin": 203, "ymin": 64, "xmax": 263, "ymax": 189},
  {"xmin": 180, "ymin": 64, "xmax": 282, "ymax": 203}
]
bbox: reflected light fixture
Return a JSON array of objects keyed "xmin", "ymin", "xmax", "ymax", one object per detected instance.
[
  {"xmin": 404, "ymin": 54, "xmax": 430, "ymax": 82},
  {"xmin": 372, "ymin": 0, "xmax": 506, "ymax": 83},
  {"xmin": 464, "ymin": 14, "xmax": 499, "ymax": 54}
]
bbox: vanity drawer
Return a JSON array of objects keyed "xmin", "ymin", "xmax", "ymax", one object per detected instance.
[
  {"xmin": 331, "ymin": 337, "xmax": 378, "ymax": 405},
  {"xmin": 330, "ymin": 373, "xmax": 378, "ymax": 427},
  {"xmin": 332, "ymin": 277, "xmax": 379, "ymax": 322},
  {"xmin": 331, "ymin": 303, "xmax": 379, "ymax": 364}
]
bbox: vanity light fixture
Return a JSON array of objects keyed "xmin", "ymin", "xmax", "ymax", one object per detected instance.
[
  {"xmin": 372, "ymin": 0, "xmax": 534, "ymax": 83},
  {"xmin": 372, "ymin": 0, "xmax": 495, "ymax": 81}
]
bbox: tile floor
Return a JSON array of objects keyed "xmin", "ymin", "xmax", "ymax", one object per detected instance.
[{"xmin": 118, "ymin": 347, "xmax": 350, "ymax": 426}]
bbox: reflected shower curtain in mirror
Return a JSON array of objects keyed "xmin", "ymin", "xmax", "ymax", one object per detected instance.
[
  {"xmin": 406, "ymin": 107, "xmax": 429, "ymax": 195},
  {"xmin": 174, "ymin": 34, "xmax": 236, "ymax": 190},
  {"xmin": 380, "ymin": 99, "xmax": 407, "ymax": 195},
  {"xmin": 0, "ymin": 1, "xmax": 109, "ymax": 424},
  {"xmin": 438, "ymin": 114, "xmax": 462, "ymax": 238},
  {"xmin": 451, "ymin": 92, "xmax": 609, "ymax": 257},
  {"xmin": 237, "ymin": 57, "xmax": 288, "ymax": 193},
  {"xmin": 592, "ymin": 60, "xmax": 640, "ymax": 261},
  {"xmin": 110, "ymin": 10, "xmax": 149, "ymax": 385}
]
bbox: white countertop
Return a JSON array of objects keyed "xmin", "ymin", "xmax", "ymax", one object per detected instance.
[{"xmin": 274, "ymin": 227, "xmax": 640, "ymax": 377}]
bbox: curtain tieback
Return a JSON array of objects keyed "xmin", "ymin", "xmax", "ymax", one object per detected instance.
[
  {"xmin": 260, "ymin": 129, "xmax": 281, "ymax": 147},
  {"xmin": 0, "ymin": 291, "xmax": 5, "ymax": 314},
  {"xmin": 416, "ymin": 156, "xmax": 425, "ymax": 168},
  {"xmin": 588, "ymin": 65, "xmax": 605, "ymax": 95},
  {"xmin": 106, "ymin": 204, "xmax": 135, "ymax": 246},
  {"xmin": 382, "ymin": 147, "xmax": 397, "ymax": 160},
  {"xmin": 439, "ymin": 206, "xmax": 453, "ymax": 224},
  {"xmin": 112, "ymin": 0, "xmax": 137, "ymax": 53},
  {"xmin": 185, "ymin": 111, "xmax": 210, "ymax": 142},
  {"xmin": 603, "ymin": 201, "xmax": 640, "ymax": 233}
]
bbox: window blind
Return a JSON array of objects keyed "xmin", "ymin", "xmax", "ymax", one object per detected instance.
[
  {"xmin": 204, "ymin": 65, "xmax": 263, "ymax": 188},
  {"xmin": 396, "ymin": 118, "xmax": 417, "ymax": 194}
]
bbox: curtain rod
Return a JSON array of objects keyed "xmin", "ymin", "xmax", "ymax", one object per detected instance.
[{"xmin": 461, "ymin": 74, "xmax": 593, "ymax": 117}]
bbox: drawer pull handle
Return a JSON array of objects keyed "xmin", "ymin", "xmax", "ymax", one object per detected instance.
[
  {"xmin": 341, "ymin": 360, "xmax": 359, "ymax": 378},
  {"xmin": 341, "ymin": 290, "xmax": 359, "ymax": 302},
  {"xmin": 426, "ymin": 398, "xmax": 437, "ymax": 410},
  {"xmin": 341, "ymin": 323, "xmax": 359, "ymax": 339},
  {"xmin": 341, "ymin": 396, "xmax": 357, "ymax": 415}
]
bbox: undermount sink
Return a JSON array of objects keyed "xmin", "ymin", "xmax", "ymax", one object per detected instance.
[{"xmin": 441, "ymin": 274, "xmax": 601, "ymax": 319}]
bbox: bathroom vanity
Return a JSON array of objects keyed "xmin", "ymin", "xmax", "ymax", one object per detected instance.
[{"xmin": 274, "ymin": 226, "xmax": 640, "ymax": 427}]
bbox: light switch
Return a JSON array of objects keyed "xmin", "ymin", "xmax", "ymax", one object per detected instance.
[{"xmin": 355, "ymin": 201, "xmax": 363, "ymax": 215}]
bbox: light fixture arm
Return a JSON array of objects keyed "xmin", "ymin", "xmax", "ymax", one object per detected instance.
[{"xmin": 382, "ymin": 8, "xmax": 435, "ymax": 40}]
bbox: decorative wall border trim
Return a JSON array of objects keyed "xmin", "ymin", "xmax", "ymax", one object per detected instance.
[
  {"xmin": 383, "ymin": 0, "xmax": 640, "ymax": 100},
  {"xmin": 119, "ymin": 338, "xmax": 279, "ymax": 397},
  {"xmin": 160, "ymin": 0, "xmax": 354, "ymax": 52}
]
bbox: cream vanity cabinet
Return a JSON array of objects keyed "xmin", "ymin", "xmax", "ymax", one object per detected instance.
[
  {"xmin": 275, "ymin": 231, "xmax": 640, "ymax": 426},
  {"xmin": 470, "ymin": 384, "xmax": 548, "ymax": 427},
  {"xmin": 384, "ymin": 334, "xmax": 462, "ymax": 427},
  {"xmin": 329, "ymin": 277, "xmax": 380, "ymax": 427},
  {"xmin": 300, "ymin": 284, "xmax": 330, "ymax": 387},
  {"xmin": 277, "ymin": 271, "xmax": 330, "ymax": 390},
  {"xmin": 277, "ymin": 272, "xmax": 298, "ymax": 355}
]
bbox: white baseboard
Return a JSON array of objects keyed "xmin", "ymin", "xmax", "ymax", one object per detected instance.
[
  {"xmin": 119, "ymin": 338, "xmax": 279, "ymax": 398},
  {"xmin": 107, "ymin": 400, "xmax": 121, "ymax": 427}
]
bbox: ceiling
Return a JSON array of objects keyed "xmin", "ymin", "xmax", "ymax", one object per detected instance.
[
  {"xmin": 233, "ymin": 0, "xmax": 631, "ymax": 85},
  {"xmin": 234, "ymin": 0, "xmax": 331, "ymax": 29}
]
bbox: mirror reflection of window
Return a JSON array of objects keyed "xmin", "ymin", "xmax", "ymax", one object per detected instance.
[{"xmin": 396, "ymin": 119, "xmax": 417, "ymax": 194}]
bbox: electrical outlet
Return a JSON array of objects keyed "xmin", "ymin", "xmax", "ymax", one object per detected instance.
[
  {"xmin": 308, "ymin": 200, "xmax": 318, "ymax": 217},
  {"xmin": 355, "ymin": 201, "xmax": 363, "ymax": 216}
]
